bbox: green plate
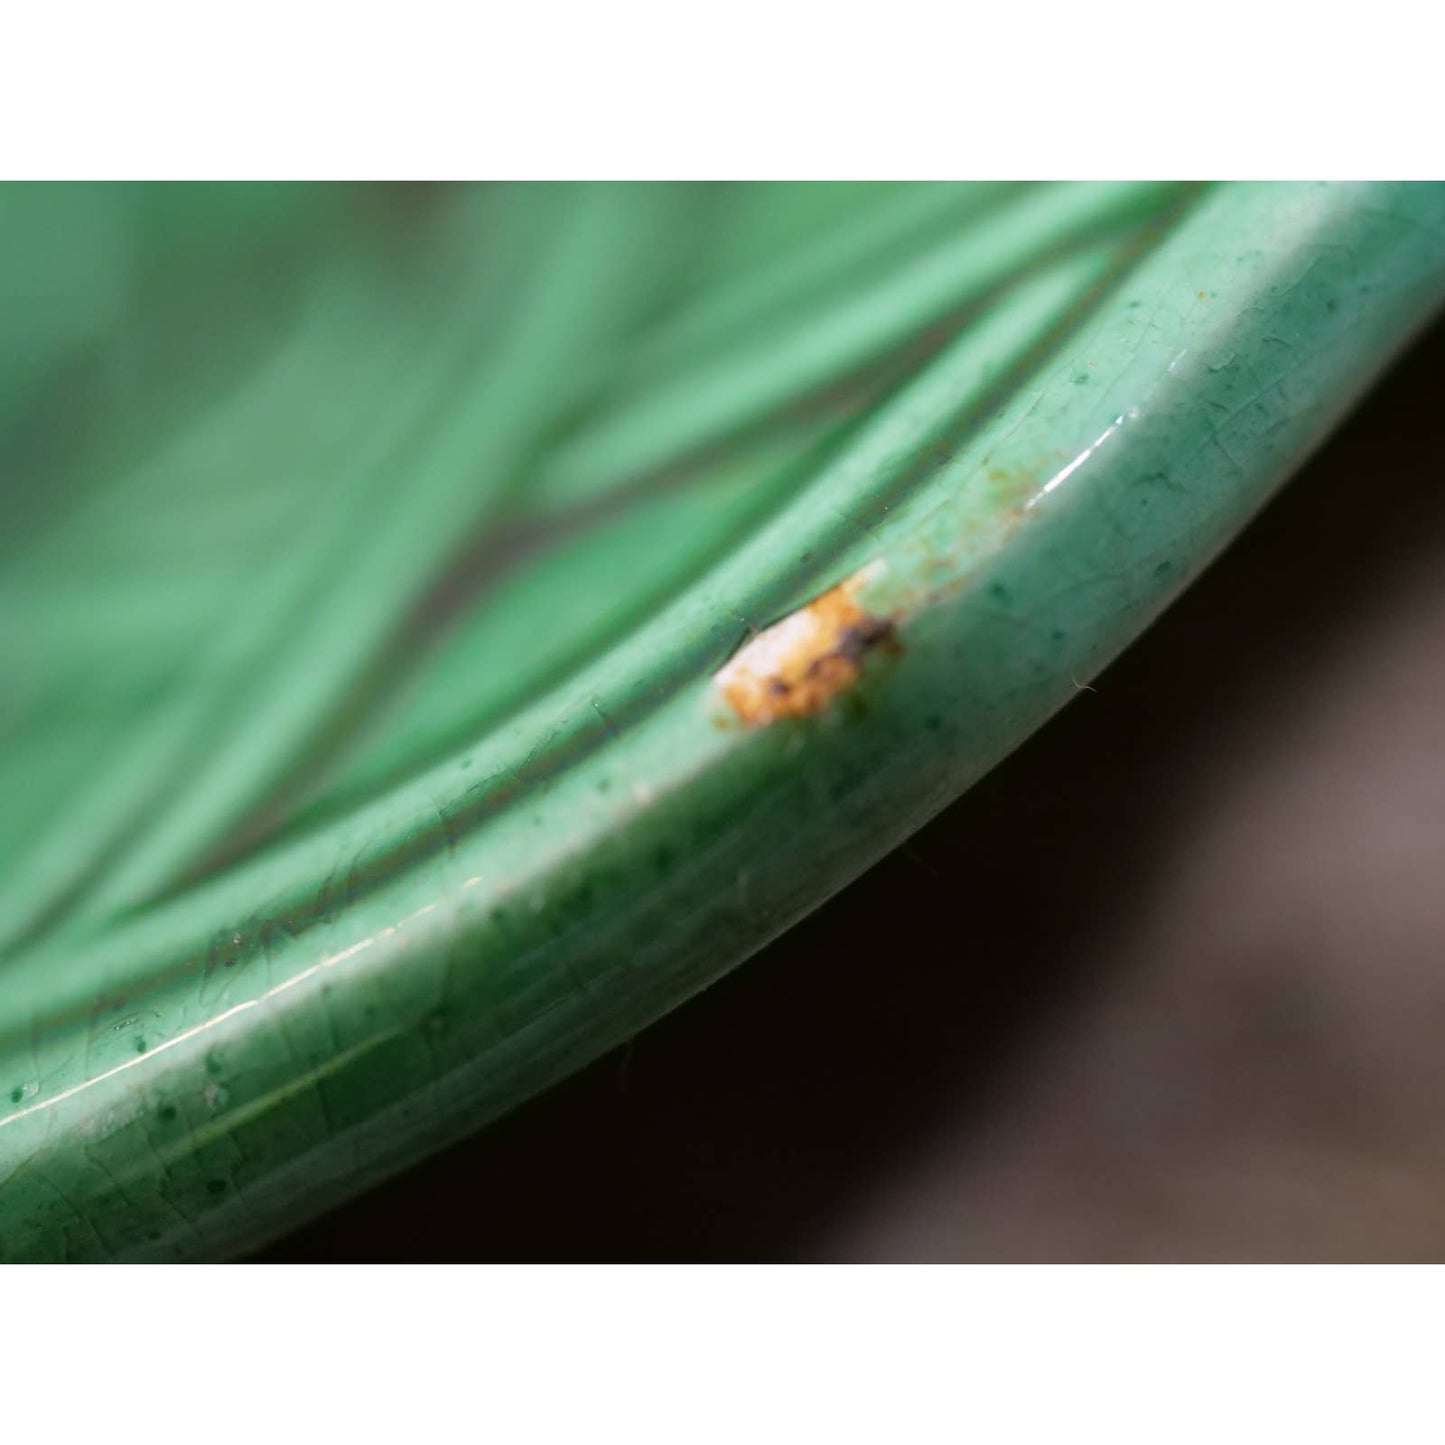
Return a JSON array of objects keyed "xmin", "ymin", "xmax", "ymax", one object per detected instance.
[{"xmin": 3, "ymin": 181, "xmax": 1443, "ymax": 1261}]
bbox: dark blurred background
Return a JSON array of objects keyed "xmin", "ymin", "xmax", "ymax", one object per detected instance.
[{"xmin": 259, "ymin": 309, "xmax": 1445, "ymax": 1262}]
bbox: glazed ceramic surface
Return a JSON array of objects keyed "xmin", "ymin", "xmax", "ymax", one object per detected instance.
[{"xmin": 2, "ymin": 182, "xmax": 1443, "ymax": 1260}]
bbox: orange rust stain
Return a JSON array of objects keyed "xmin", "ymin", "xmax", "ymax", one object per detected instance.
[
  {"xmin": 984, "ymin": 464, "xmax": 1041, "ymax": 515},
  {"xmin": 717, "ymin": 572, "xmax": 899, "ymax": 727}
]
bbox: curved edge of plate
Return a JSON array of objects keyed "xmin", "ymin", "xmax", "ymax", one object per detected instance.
[{"xmin": 3, "ymin": 182, "xmax": 1444, "ymax": 1260}]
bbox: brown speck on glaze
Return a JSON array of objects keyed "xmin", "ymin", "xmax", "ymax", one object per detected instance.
[{"xmin": 715, "ymin": 563, "xmax": 899, "ymax": 727}]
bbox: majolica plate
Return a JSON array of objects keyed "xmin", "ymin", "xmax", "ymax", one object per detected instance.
[{"xmin": 2, "ymin": 181, "xmax": 1443, "ymax": 1260}]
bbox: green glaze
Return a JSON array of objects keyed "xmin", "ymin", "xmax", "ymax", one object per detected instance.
[{"xmin": 1, "ymin": 182, "xmax": 1442, "ymax": 1260}]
